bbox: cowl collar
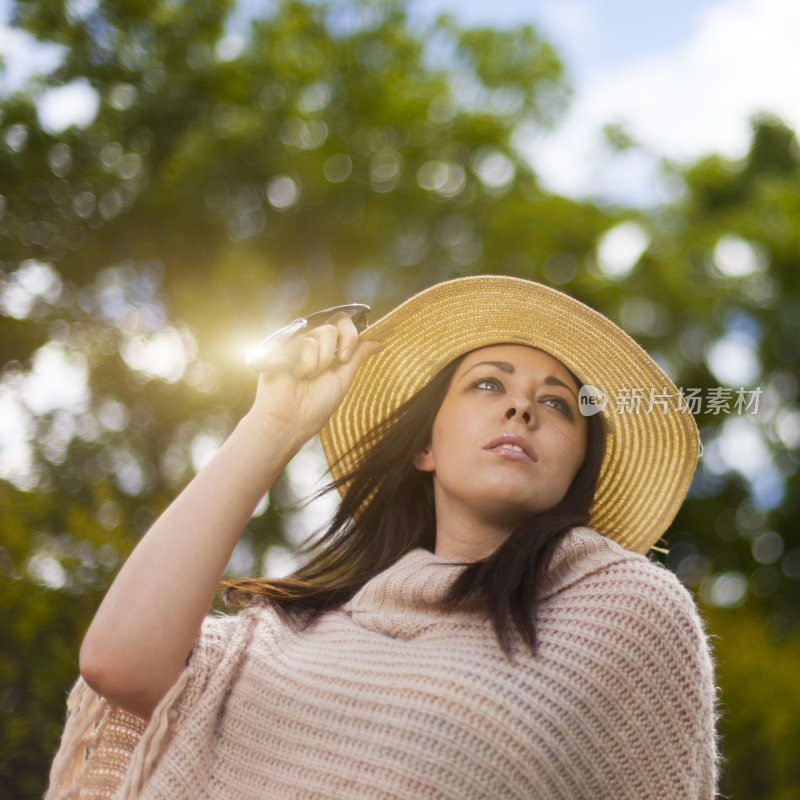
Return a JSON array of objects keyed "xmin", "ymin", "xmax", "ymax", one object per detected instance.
[{"xmin": 341, "ymin": 527, "xmax": 641, "ymax": 639}]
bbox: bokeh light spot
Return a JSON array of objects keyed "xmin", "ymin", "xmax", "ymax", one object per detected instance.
[
  {"xmin": 471, "ymin": 148, "xmax": 515, "ymax": 191},
  {"xmin": 713, "ymin": 235, "xmax": 768, "ymax": 277},
  {"xmin": 266, "ymin": 175, "xmax": 300, "ymax": 209},
  {"xmin": 702, "ymin": 570, "xmax": 748, "ymax": 608},
  {"xmin": 596, "ymin": 222, "xmax": 650, "ymax": 280},
  {"xmin": 751, "ymin": 531, "xmax": 784, "ymax": 565},
  {"xmin": 37, "ymin": 79, "xmax": 99, "ymax": 133},
  {"xmin": 324, "ymin": 153, "xmax": 353, "ymax": 183}
]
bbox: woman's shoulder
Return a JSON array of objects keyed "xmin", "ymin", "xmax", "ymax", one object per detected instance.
[
  {"xmin": 545, "ymin": 527, "xmax": 707, "ymax": 640},
  {"xmin": 537, "ymin": 529, "xmax": 720, "ymax": 797},
  {"xmin": 191, "ymin": 606, "xmax": 278, "ymax": 667},
  {"xmin": 539, "ymin": 528, "xmax": 716, "ymax": 716}
]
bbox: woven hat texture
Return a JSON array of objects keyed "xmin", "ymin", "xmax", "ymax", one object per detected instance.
[{"xmin": 319, "ymin": 275, "xmax": 699, "ymax": 554}]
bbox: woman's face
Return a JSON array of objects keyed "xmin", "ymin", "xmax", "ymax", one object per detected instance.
[{"xmin": 415, "ymin": 344, "xmax": 588, "ymax": 531}]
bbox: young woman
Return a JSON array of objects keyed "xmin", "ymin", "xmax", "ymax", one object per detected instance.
[{"xmin": 47, "ymin": 276, "xmax": 718, "ymax": 799}]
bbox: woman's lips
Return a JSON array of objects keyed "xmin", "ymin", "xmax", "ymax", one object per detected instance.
[{"xmin": 483, "ymin": 434, "xmax": 537, "ymax": 462}]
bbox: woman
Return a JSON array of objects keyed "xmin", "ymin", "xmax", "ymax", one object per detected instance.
[{"xmin": 47, "ymin": 276, "xmax": 718, "ymax": 799}]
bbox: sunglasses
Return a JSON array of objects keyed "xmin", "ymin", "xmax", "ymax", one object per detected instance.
[{"xmin": 246, "ymin": 303, "xmax": 370, "ymax": 375}]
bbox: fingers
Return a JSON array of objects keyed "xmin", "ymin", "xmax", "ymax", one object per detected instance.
[
  {"xmin": 331, "ymin": 312, "xmax": 360, "ymax": 362},
  {"xmin": 291, "ymin": 336, "xmax": 320, "ymax": 379},
  {"xmin": 334, "ymin": 339, "xmax": 384, "ymax": 383},
  {"xmin": 278, "ymin": 308, "xmax": 382, "ymax": 381},
  {"xmin": 291, "ymin": 332, "xmax": 382, "ymax": 382},
  {"xmin": 311, "ymin": 322, "xmax": 340, "ymax": 368},
  {"xmin": 288, "ymin": 312, "xmax": 356, "ymax": 378}
]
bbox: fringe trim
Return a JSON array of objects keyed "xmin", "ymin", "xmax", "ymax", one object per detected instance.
[
  {"xmin": 44, "ymin": 677, "xmax": 111, "ymax": 800},
  {"xmin": 114, "ymin": 669, "xmax": 192, "ymax": 800}
]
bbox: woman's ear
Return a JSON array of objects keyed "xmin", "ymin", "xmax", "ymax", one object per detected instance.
[{"xmin": 414, "ymin": 445, "xmax": 434, "ymax": 472}]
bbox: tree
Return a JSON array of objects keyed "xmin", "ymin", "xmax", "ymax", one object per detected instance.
[
  {"xmin": 0, "ymin": 1, "xmax": 602, "ymax": 794},
  {"xmin": 647, "ymin": 116, "xmax": 800, "ymax": 633},
  {"xmin": 704, "ymin": 605, "xmax": 800, "ymax": 798},
  {"xmin": 1, "ymin": 0, "xmax": 799, "ymax": 795}
]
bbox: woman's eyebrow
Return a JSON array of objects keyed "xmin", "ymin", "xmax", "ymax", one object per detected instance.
[
  {"xmin": 545, "ymin": 375, "xmax": 579, "ymax": 400},
  {"xmin": 463, "ymin": 360, "xmax": 515, "ymax": 376}
]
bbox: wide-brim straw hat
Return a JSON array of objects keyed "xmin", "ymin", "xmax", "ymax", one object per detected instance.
[{"xmin": 319, "ymin": 275, "xmax": 699, "ymax": 554}]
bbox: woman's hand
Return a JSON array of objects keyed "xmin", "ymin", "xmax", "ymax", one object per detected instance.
[{"xmin": 246, "ymin": 310, "xmax": 383, "ymax": 448}]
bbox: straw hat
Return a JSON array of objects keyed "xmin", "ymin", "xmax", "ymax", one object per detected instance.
[{"xmin": 319, "ymin": 275, "xmax": 699, "ymax": 554}]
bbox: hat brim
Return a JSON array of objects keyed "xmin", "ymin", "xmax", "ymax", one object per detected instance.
[{"xmin": 319, "ymin": 275, "xmax": 699, "ymax": 554}]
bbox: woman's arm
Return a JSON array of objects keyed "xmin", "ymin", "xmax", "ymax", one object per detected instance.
[{"xmin": 79, "ymin": 314, "xmax": 381, "ymax": 720}]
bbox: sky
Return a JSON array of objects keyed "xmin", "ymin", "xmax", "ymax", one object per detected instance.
[
  {"xmin": 2, "ymin": 0, "xmax": 800, "ymax": 204},
  {"xmin": 413, "ymin": 0, "xmax": 800, "ymax": 205}
]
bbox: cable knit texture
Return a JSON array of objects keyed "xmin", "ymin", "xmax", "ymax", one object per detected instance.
[{"xmin": 45, "ymin": 527, "xmax": 718, "ymax": 799}]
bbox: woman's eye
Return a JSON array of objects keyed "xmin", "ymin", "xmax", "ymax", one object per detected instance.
[
  {"xmin": 473, "ymin": 377, "xmax": 503, "ymax": 391},
  {"xmin": 542, "ymin": 396, "xmax": 572, "ymax": 417}
]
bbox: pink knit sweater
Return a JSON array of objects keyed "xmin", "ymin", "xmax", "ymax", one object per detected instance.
[{"xmin": 46, "ymin": 527, "xmax": 718, "ymax": 799}]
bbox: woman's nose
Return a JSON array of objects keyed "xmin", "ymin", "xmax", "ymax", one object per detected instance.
[{"xmin": 505, "ymin": 406, "xmax": 532, "ymax": 424}]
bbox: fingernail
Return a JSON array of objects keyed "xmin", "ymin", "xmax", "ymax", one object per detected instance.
[{"xmin": 339, "ymin": 347, "xmax": 350, "ymax": 361}]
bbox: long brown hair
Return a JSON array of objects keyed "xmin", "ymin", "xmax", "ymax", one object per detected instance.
[{"xmin": 224, "ymin": 350, "xmax": 605, "ymax": 658}]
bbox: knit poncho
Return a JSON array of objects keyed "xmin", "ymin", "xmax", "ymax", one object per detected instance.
[{"xmin": 46, "ymin": 527, "xmax": 718, "ymax": 799}]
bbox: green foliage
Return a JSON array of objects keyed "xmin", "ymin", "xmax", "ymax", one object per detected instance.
[
  {"xmin": 706, "ymin": 606, "xmax": 800, "ymax": 799},
  {"xmin": 650, "ymin": 117, "xmax": 800, "ymax": 628},
  {"xmin": 0, "ymin": 2, "xmax": 582, "ymax": 793},
  {"xmin": 0, "ymin": 0, "xmax": 799, "ymax": 796},
  {"xmin": 0, "ymin": 480, "xmax": 127, "ymax": 798}
]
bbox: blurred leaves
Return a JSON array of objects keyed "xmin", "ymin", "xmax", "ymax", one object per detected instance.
[
  {"xmin": 0, "ymin": 0, "xmax": 799, "ymax": 796},
  {"xmin": 706, "ymin": 606, "xmax": 800, "ymax": 798}
]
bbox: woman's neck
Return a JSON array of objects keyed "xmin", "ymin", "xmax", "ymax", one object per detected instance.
[{"xmin": 432, "ymin": 498, "xmax": 515, "ymax": 562}]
